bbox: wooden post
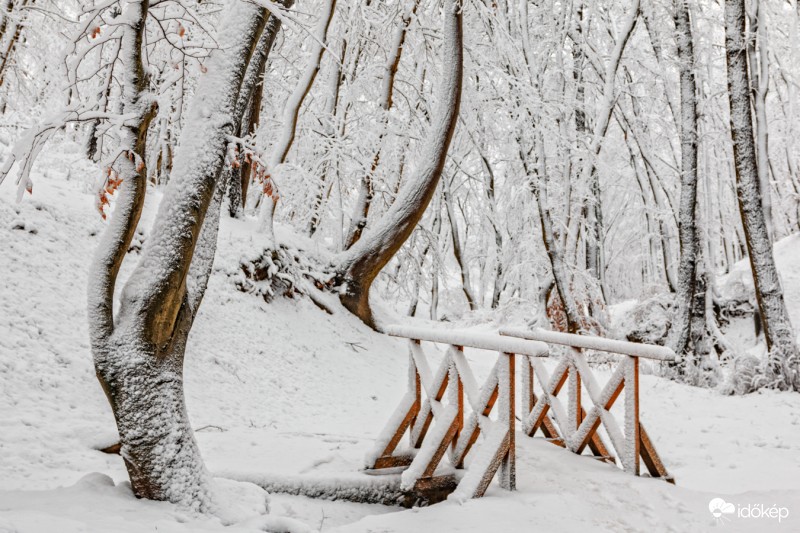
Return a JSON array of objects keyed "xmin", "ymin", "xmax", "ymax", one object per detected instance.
[
  {"xmin": 499, "ymin": 352, "xmax": 516, "ymax": 490},
  {"xmin": 624, "ymin": 356, "xmax": 640, "ymax": 475},
  {"xmin": 568, "ymin": 349, "xmax": 582, "ymax": 451}
]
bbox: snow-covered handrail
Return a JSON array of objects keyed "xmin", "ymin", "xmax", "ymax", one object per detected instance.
[
  {"xmin": 384, "ymin": 325, "xmax": 549, "ymax": 358},
  {"xmin": 499, "ymin": 327, "xmax": 676, "ymax": 361}
]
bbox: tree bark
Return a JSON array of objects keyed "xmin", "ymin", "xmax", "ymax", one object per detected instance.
[
  {"xmin": 724, "ymin": 0, "xmax": 799, "ymax": 390},
  {"xmin": 88, "ymin": 0, "xmax": 270, "ymax": 508},
  {"xmin": 343, "ymin": 0, "xmax": 418, "ymax": 249},
  {"xmin": 335, "ymin": 0, "xmax": 463, "ymax": 328},
  {"xmin": 443, "ymin": 174, "xmax": 477, "ymax": 310},
  {"xmin": 227, "ymin": 8, "xmax": 287, "ymax": 216},
  {"xmin": 668, "ymin": 0, "xmax": 701, "ymax": 357}
]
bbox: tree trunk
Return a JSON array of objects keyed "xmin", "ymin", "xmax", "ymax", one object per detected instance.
[
  {"xmin": 257, "ymin": 0, "xmax": 337, "ymax": 242},
  {"xmin": 443, "ymin": 174, "xmax": 477, "ymax": 310},
  {"xmin": 668, "ymin": 0, "xmax": 701, "ymax": 357},
  {"xmin": 227, "ymin": 8, "xmax": 287, "ymax": 217},
  {"xmin": 88, "ymin": 1, "xmax": 270, "ymax": 508},
  {"xmin": 343, "ymin": 0, "xmax": 418, "ymax": 249},
  {"xmin": 335, "ymin": 0, "xmax": 463, "ymax": 328},
  {"xmin": 746, "ymin": 0, "xmax": 773, "ymax": 242},
  {"xmin": 724, "ymin": 0, "xmax": 799, "ymax": 390}
]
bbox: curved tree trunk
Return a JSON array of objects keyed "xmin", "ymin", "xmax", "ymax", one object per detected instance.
[
  {"xmin": 88, "ymin": 0, "xmax": 270, "ymax": 508},
  {"xmin": 335, "ymin": 0, "xmax": 463, "ymax": 328}
]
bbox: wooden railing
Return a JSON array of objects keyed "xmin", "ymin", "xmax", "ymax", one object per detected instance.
[
  {"xmin": 501, "ymin": 327, "xmax": 675, "ymax": 483},
  {"xmin": 365, "ymin": 325, "xmax": 548, "ymax": 502},
  {"xmin": 366, "ymin": 325, "xmax": 675, "ymax": 504}
]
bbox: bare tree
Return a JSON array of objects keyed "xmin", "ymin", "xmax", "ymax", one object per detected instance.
[{"xmin": 335, "ymin": 0, "xmax": 463, "ymax": 328}]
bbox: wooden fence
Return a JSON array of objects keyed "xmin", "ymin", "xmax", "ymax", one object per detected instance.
[{"xmin": 365, "ymin": 325, "xmax": 675, "ymax": 504}]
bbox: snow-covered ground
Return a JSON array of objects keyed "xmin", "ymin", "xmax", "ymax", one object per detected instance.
[{"xmin": 2, "ymin": 156, "xmax": 800, "ymax": 532}]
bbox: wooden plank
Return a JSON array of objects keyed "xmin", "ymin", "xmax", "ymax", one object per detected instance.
[
  {"xmin": 373, "ymin": 454, "xmax": 415, "ymax": 469},
  {"xmin": 454, "ymin": 362, "xmax": 464, "ymax": 452},
  {"xmin": 420, "ymin": 414, "xmax": 461, "ymax": 479},
  {"xmin": 375, "ymin": 371, "xmax": 421, "ymax": 463},
  {"xmin": 529, "ymin": 389, "xmax": 563, "ymax": 445},
  {"xmin": 527, "ymin": 399, "xmax": 552, "ymax": 437},
  {"xmin": 413, "ymin": 372, "xmax": 449, "ymax": 448},
  {"xmin": 575, "ymin": 413, "xmax": 603, "ymax": 454},
  {"xmin": 639, "ymin": 423, "xmax": 673, "ymax": 482},
  {"xmin": 406, "ymin": 474, "xmax": 458, "ymax": 507},
  {"xmin": 375, "ymin": 402, "xmax": 419, "ymax": 464},
  {"xmin": 526, "ymin": 359, "xmax": 534, "ymax": 412},
  {"xmin": 453, "ymin": 384, "xmax": 498, "ymax": 468},
  {"xmin": 581, "ymin": 406, "xmax": 614, "ymax": 461},
  {"xmin": 500, "ymin": 327, "xmax": 676, "ymax": 361},
  {"xmin": 471, "ymin": 431, "xmax": 511, "ymax": 498}
]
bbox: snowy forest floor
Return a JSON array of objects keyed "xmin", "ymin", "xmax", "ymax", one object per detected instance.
[{"xmin": 2, "ymin": 152, "xmax": 800, "ymax": 532}]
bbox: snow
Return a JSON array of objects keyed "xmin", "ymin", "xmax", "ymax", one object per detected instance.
[
  {"xmin": 2, "ymin": 149, "xmax": 800, "ymax": 531},
  {"xmin": 501, "ymin": 327, "xmax": 676, "ymax": 360},
  {"xmin": 386, "ymin": 324, "xmax": 549, "ymax": 358}
]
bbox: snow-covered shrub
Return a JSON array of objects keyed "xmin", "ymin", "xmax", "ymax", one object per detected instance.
[
  {"xmin": 720, "ymin": 353, "xmax": 761, "ymax": 395},
  {"xmin": 235, "ymin": 245, "xmax": 335, "ymax": 314},
  {"xmin": 617, "ymin": 293, "xmax": 675, "ymax": 346}
]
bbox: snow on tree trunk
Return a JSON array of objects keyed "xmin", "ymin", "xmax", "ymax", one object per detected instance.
[
  {"xmin": 256, "ymin": 0, "xmax": 337, "ymax": 245},
  {"xmin": 335, "ymin": 0, "xmax": 463, "ymax": 328},
  {"xmin": 227, "ymin": 7, "xmax": 287, "ymax": 217},
  {"xmin": 443, "ymin": 173, "xmax": 478, "ymax": 310},
  {"xmin": 747, "ymin": 0, "xmax": 773, "ymax": 243},
  {"xmin": 667, "ymin": 0, "xmax": 701, "ymax": 358},
  {"xmin": 88, "ymin": 0, "xmax": 270, "ymax": 509},
  {"xmin": 724, "ymin": 0, "xmax": 800, "ymax": 390},
  {"xmin": 343, "ymin": 0, "xmax": 418, "ymax": 250}
]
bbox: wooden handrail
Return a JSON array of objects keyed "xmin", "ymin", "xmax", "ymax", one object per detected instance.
[
  {"xmin": 385, "ymin": 324, "xmax": 549, "ymax": 358},
  {"xmin": 500, "ymin": 327, "xmax": 676, "ymax": 361}
]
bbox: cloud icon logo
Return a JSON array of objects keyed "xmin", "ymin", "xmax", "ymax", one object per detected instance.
[{"xmin": 709, "ymin": 498, "xmax": 736, "ymax": 520}]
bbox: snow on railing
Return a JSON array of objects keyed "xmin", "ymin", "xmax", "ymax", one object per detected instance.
[
  {"xmin": 500, "ymin": 327, "xmax": 674, "ymax": 482},
  {"xmin": 366, "ymin": 325, "xmax": 548, "ymax": 502}
]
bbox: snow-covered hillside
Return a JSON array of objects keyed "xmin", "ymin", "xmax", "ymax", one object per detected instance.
[{"xmin": 2, "ymin": 161, "xmax": 800, "ymax": 532}]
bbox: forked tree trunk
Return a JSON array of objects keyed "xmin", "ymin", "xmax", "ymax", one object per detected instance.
[
  {"xmin": 724, "ymin": 0, "xmax": 799, "ymax": 390},
  {"xmin": 227, "ymin": 7, "xmax": 287, "ymax": 216},
  {"xmin": 88, "ymin": 1, "xmax": 270, "ymax": 508},
  {"xmin": 336, "ymin": 0, "xmax": 463, "ymax": 328}
]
